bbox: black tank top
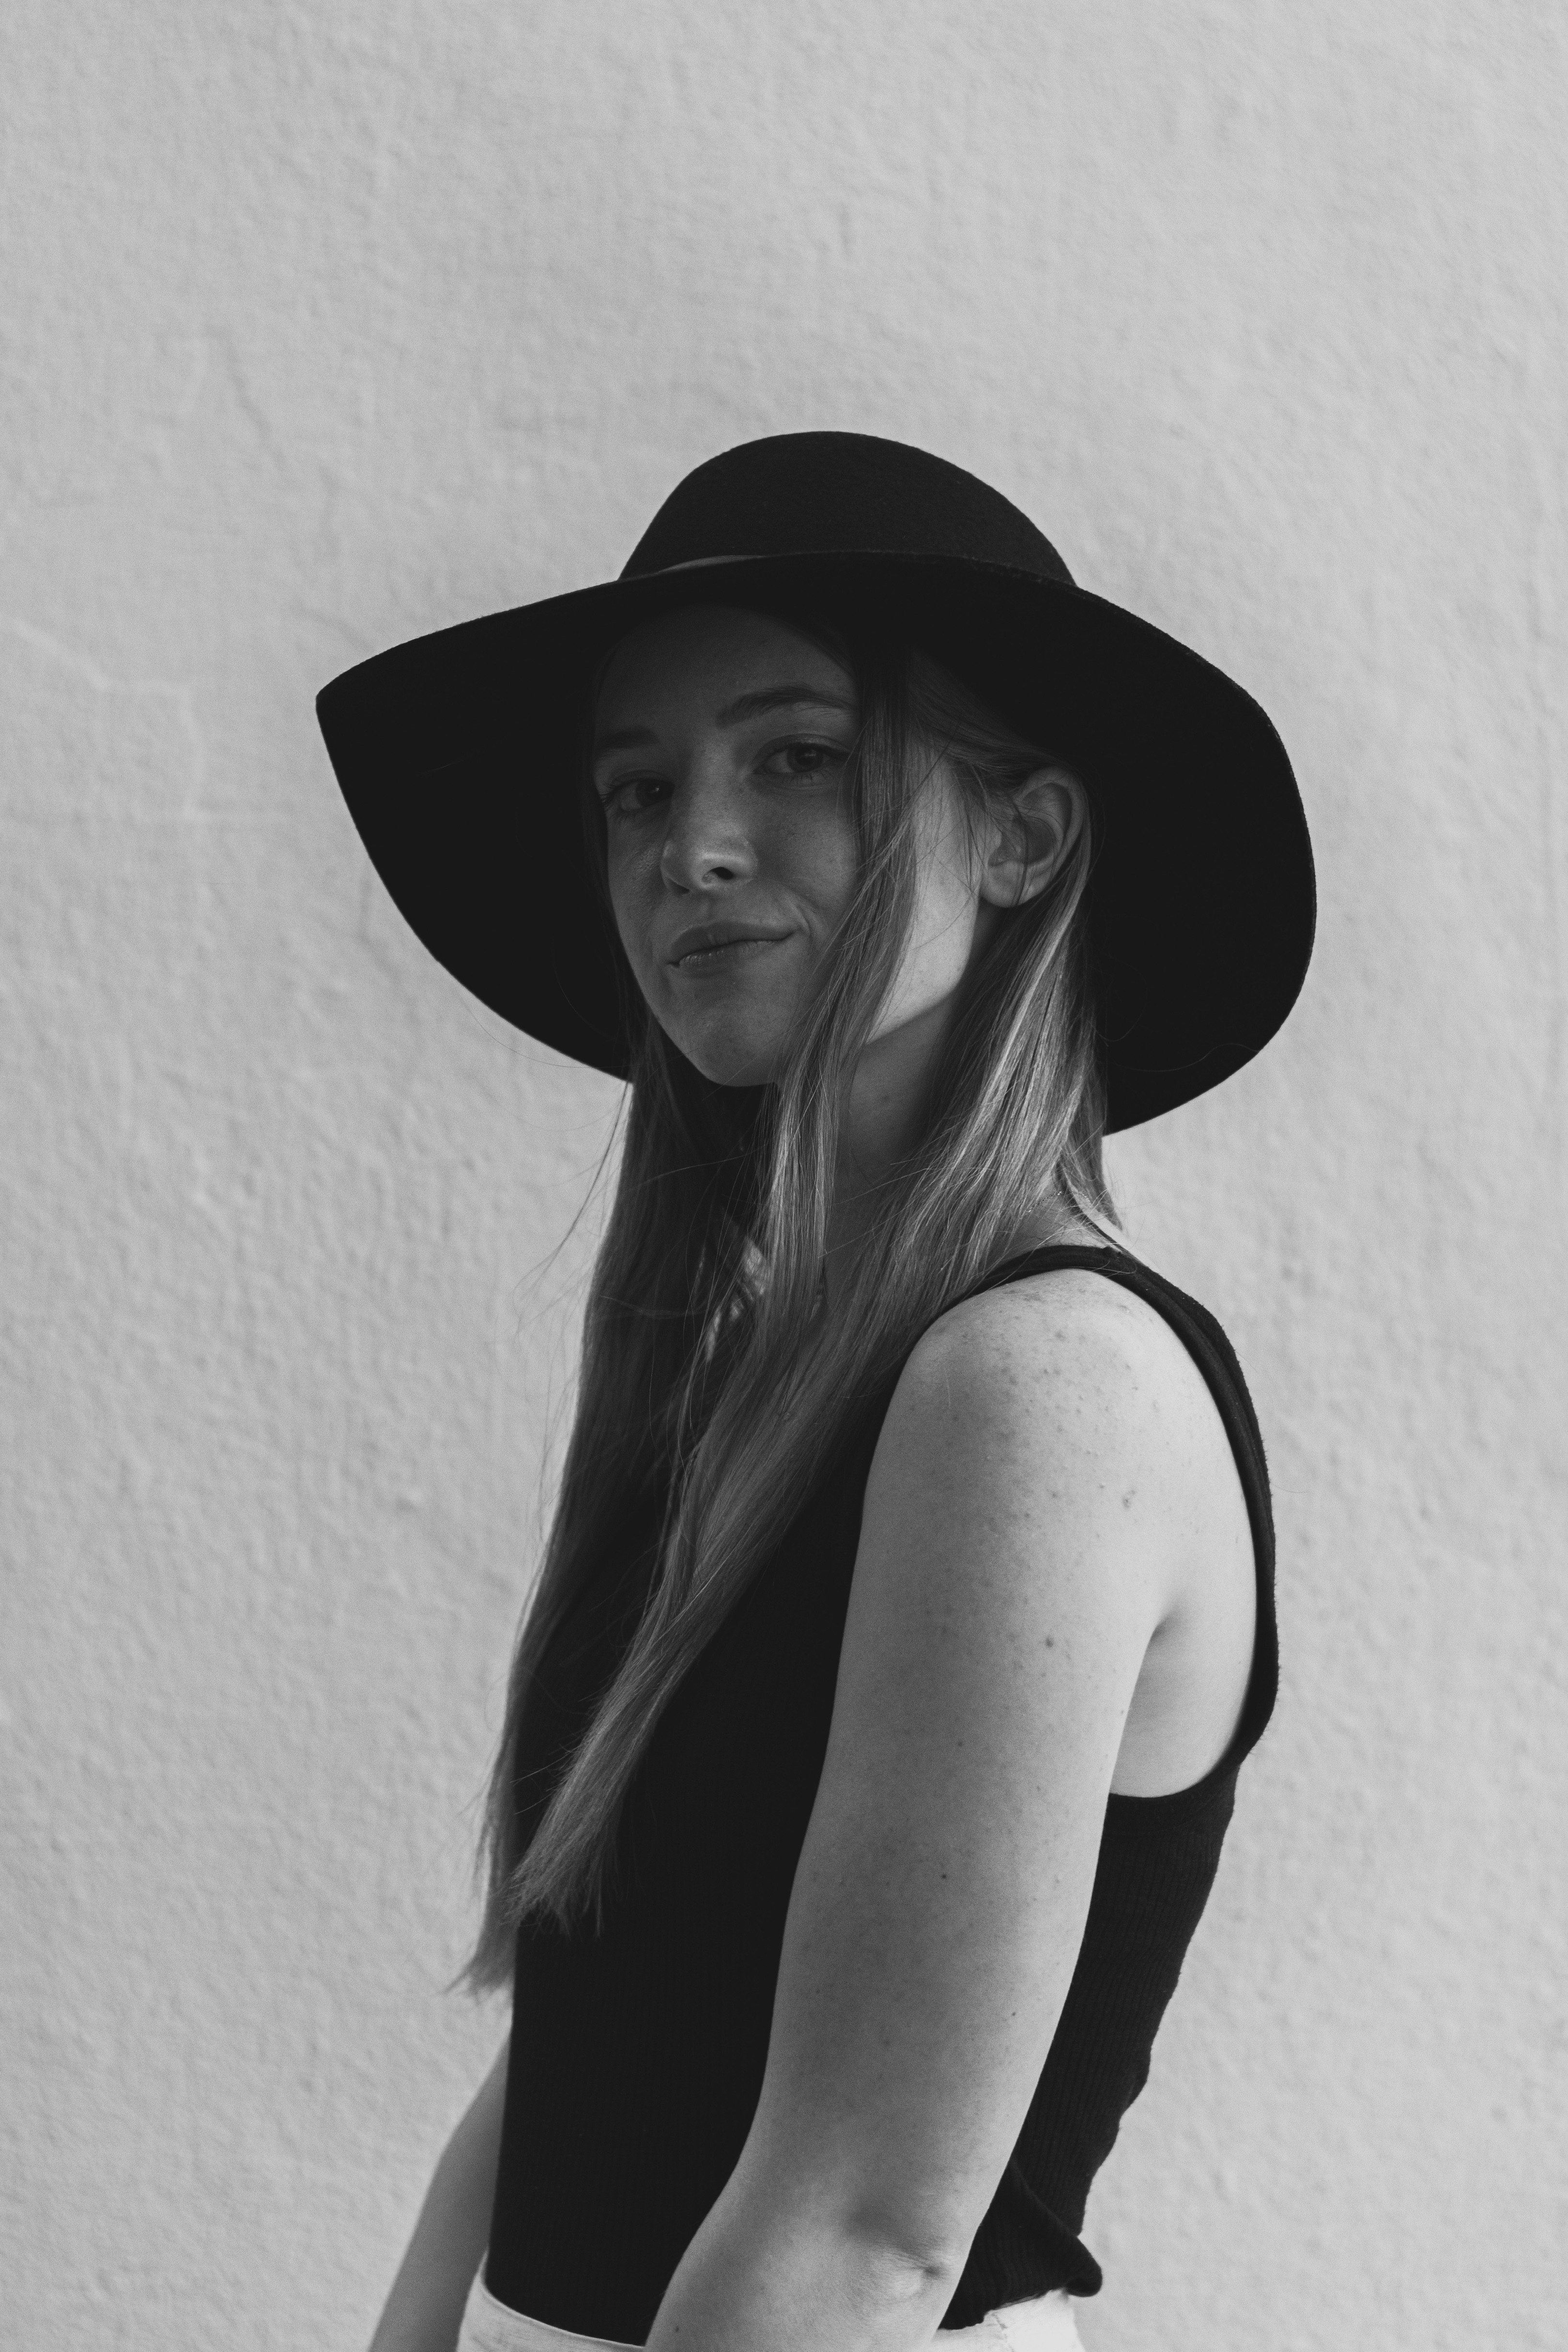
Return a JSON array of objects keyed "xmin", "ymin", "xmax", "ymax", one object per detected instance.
[{"xmin": 485, "ymin": 1246, "xmax": 1279, "ymax": 2335}]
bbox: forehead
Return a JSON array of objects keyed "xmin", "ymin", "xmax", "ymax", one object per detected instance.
[{"xmin": 594, "ymin": 603, "xmax": 854, "ymax": 730}]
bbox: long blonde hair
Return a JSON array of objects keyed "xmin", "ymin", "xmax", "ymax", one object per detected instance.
[{"xmin": 460, "ymin": 601, "xmax": 1122, "ymax": 1989}]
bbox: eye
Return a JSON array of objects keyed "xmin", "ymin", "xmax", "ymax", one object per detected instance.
[
  {"xmin": 597, "ymin": 738, "xmax": 846, "ymax": 819},
  {"xmin": 597, "ymin": 773, "xmax": 669, "ymax": 821},
  {"xmin": 758, "ymin": 738, "xmax": 848, "ymax": 779}
]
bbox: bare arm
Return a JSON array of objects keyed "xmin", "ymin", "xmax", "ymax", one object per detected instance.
[
  {"xmin": 647, "ymin": 1274, "xmax": 1191, "ymax": 2351},
  {"xmin": 367, "ymin": 2036, "xmax": 510, "ymax": 2352}
]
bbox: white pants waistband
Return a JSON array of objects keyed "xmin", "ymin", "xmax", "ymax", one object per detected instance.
[{"xmin": 456, "ymin": 2261, "xmax": 1086, "ymax": 2351}]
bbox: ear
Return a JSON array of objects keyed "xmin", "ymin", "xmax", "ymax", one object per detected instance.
[{"xmin": 976, "ymin": 764, "xmax": 1089, "ymax": 910}]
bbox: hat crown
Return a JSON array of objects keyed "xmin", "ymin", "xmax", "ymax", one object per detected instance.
[{"xmin": 620, "ymin": 430, "xmax": 1076, "ymax": 587}]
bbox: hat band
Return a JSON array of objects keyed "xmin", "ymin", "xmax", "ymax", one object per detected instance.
[
  {"xmin": 653, "ymin": 554, "xmax": 754, "ymax": 573},
  {"xmin": 621, "ymin": 553, "xmax": 764, "ymax": 583}
]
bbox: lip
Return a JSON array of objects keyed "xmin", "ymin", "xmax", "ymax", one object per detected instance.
[
  {"xmin": 666, "ymin": 922, "xmax": 793, "ymax": 967},
  {"xmin": 668, "ymin": 934, "xmax": 792, "ymax": 976}
]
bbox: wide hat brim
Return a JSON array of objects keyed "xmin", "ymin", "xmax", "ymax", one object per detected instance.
[{"xmin": 315, "ymin": 439, "xmax": 1314, "ymax": 1133}]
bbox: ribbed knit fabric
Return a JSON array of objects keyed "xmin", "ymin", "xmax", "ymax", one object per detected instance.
[{"xmin": 484, "ymin": 1246, "xmax": 1278, "ymax": 2338}]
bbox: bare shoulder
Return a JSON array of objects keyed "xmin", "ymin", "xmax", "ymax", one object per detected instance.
[
  {"xmin": 901, "ymin": 1262, "xmax": 1223, "ymax": 1469},
  {"xmin": 876, "ymin": 1264, "xmax": 1244, "ymax": 1626}
]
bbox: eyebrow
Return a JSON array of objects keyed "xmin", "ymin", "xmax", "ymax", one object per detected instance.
[{"xmin": 591, "ymin": 684, "xmax": 857, "ymax": 761}]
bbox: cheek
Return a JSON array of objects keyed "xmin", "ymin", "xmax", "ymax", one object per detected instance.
[
  {"xmin": 917, "ymin": 798, "xmax": 983, "ymax": 924},
  {"xmin": 770, "ymin": 796, "xmax": 857, "ymax": 907},
  {"xmin": 603, "ymin": 844, "xmax": 653, "ymax": 958}
]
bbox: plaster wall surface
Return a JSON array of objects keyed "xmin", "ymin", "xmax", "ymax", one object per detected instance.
[{"xmin": 2, "ymin": 5, "xmax": 1564, "ymax": 2348}]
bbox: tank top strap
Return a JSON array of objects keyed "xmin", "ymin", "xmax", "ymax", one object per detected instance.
[{"xmin": 953, "ymin": 1244, "xmax": 1279, "ymax": 1799}]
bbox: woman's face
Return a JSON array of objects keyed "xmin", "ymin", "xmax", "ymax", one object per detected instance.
[{"xmin": 590, "ymin": 603, "xmax": 999, "ymax": 1088}]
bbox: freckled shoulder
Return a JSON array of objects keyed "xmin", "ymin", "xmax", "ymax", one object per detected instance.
[
  {"xmin": 905, "ymin": 1263, "xmax": 1212, "ymax": 1440},
  {"xmin": 881, "ymin": 1263, "xmax": 1241, "ymax": 1601}
]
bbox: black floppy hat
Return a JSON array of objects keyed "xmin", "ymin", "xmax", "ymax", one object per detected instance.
[{"xmin": 315, "ymin": 430, "xmax": 1314, "ymax": 1131}]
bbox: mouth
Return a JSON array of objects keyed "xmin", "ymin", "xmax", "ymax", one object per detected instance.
[{"xmin": 670, "ymin": 935, "xmax": 791, "ymax": 974}]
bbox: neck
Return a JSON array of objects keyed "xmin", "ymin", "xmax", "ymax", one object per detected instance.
[
  {"xmin": 821, "ymin": 1004, "xmax": 943, "ymax": 1311},
  {"xmin": 817, "ymin": 992, "xmax": 1108, "ymax": 1315},
  {"xmin": 822, "ymin": 1063, "xmax": 1107, "ymax": 1315},
  {"xmin": 822, "ymin": 1193, "xmax": 1105, "ymax": 1315}
]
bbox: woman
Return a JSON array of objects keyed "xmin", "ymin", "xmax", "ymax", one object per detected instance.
[{"xmin": 316, "ymin": 431, "xmax": 1314, "ymax": 2352}]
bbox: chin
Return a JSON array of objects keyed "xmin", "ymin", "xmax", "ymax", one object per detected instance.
[{"xmin": 664, "ymin": 1015, "xmax": 784, "ymax": 1089}]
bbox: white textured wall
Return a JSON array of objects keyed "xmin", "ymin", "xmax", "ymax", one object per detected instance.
[{"xmin": 3, "ymin": 5, "xmax": 1564, "ymax": 2347}]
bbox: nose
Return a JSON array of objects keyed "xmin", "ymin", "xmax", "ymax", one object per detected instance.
[{"xmin": 658, "ymin": 771, "xmax": 759, "ymax": 891}]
